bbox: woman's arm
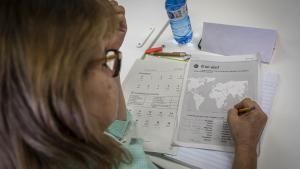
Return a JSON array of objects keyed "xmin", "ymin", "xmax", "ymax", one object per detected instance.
[{"xmin": 228, "ymin": 98, "xmax": 268, "ymax": 169}]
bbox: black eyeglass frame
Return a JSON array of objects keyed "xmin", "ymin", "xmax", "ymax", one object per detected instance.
[{"xmin": 92, "ymin": 49, "xmax": 122, "ymax": 78}]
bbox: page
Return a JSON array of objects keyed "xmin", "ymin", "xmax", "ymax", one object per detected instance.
[
  {"xmin": 201, "ymin": 22, "xmax": 277, "ymax": 63},
  {"xmin": 122, "ymin": 59, "xmax": 186, "ymax": 154},
  {"xmin": 165, "ymin": 147, "xmax": 234, "ymax": 169},
  {"xmin": 174, "ymin": 54, "xmax": 260, "ymax": 152},
  {"xmin": 260, "ymin": 72, "xmax": 279, "ymax": 116}
]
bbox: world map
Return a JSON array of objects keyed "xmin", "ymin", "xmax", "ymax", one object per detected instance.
[{"xmin": 187, "ymin": 77, "xmax": 248, "ymax": 111}]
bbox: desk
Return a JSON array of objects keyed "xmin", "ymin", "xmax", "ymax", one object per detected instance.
[
  {"xmin": 118, "ymin": 0, "xmax": 168, "ymax": 82},
  {"xmin": 120, "ymin": 0, "xmax": 300, "ymax": 169}
]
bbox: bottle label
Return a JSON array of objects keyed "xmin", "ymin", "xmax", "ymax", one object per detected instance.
[{"xmin": 167, "ymin": 4, "xmax": 188, "ymax": 21}]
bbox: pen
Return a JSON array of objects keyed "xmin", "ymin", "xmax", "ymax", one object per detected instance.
[
  {"xmin": 150, "ymin": 52, "xmax": 191, "ymax": 57},
  {"xmin": 145, "ymin": 45, "xmax": 165, "ymax": 54},
  {"xmin": 238, "ymin": 106, "xmax": 255, "ymax": 115}
]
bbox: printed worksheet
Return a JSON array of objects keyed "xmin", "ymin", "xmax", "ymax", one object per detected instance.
[
  {"xmin": 174, "ymin": 54, "xmax": 260, "ymax": 152},
  {"xmin": 122, "ymin": 58, "xmax": 185, "ymax": 154}
]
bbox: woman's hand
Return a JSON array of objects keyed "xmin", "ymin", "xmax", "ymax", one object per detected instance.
[
  {"xmin": 106, "ymin": 0, "xmax": 127, "ymax": 50},
  {"xmin": 228, "ymin": 98, "xmax": 268, "ymax": 149}
]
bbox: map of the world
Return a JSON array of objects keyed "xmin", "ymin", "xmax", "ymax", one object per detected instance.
[{"xmin": 187, "ymin": 77, "xmax": 248, "ymax": 111}]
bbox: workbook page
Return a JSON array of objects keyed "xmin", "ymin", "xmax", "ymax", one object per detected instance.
[
  {"xmin": 174, "ymin": 54, "xmax": 260, "ymax": 152},
  {"xmin": 122, "ymin": 59, "xmax": 186, "ymax": 154}
]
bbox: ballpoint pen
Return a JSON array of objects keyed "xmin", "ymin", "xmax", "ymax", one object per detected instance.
[{"xmin": 150, "ymin": 52, "xmax": 191, "ymax": 57}]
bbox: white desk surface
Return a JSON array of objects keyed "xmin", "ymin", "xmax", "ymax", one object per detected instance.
[
  {"xmin": 119, "ymin": 0, "xmax": 300, "ymax": 169},
  {"xmin": 118, "ymin": 0, "xmax": 168, "ymax": 82}
]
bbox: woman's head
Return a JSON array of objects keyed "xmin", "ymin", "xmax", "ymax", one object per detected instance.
[{"xmin": 0, "ymin": 0, "xmax": 129, "ymax": 169}]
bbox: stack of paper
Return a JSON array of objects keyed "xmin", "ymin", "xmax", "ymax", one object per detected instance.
[
  {"xmin": 164, "ymin": 71, "xmax": 279, "ymax": 169},
  {"xmin": 122, "ymin": 54, "xmax": 279, "ymax": 169}
]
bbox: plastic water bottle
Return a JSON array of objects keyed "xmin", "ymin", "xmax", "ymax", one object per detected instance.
[{"xmin": 165, "ymin": 0, "xmax": 193, "ymax": 44}]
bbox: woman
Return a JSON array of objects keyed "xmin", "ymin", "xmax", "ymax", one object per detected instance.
[
  {"xmin": 0, "ymin": 0, "xmax": 267, "ymax": 169},
  {"xmin": 0, "ymin": 0, "xmax": 131, "ymax": 168}
]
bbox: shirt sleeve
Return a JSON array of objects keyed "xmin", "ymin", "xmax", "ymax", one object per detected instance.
[{"xmin": 106, "ymin": 112, "xmax": 158, "ymax": 169}]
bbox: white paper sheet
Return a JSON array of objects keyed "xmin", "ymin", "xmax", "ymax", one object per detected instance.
[
  {"xmin": 174, "ymin": 54, "xmax": 260, "ymax": 152},
  {"xmin": 260, "ymin": 72, "xmax": 280, "ymax": 116},
  {"xmin": 122, "ymin": 59, "xmax": 186, "ymax": 154},
  {"xmin": 200, "ymin": 22, "xmax": 277, "ymax": 63}
]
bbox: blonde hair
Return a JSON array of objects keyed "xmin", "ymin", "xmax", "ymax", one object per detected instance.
[{"xmin": 0, "ymin": 0, "xmax": 131, "ymax": 169}]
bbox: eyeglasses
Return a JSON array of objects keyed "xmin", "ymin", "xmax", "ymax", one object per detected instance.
[{"xmin": 91, "ymin": 49, "xmax": 122, "ymax": 77}]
